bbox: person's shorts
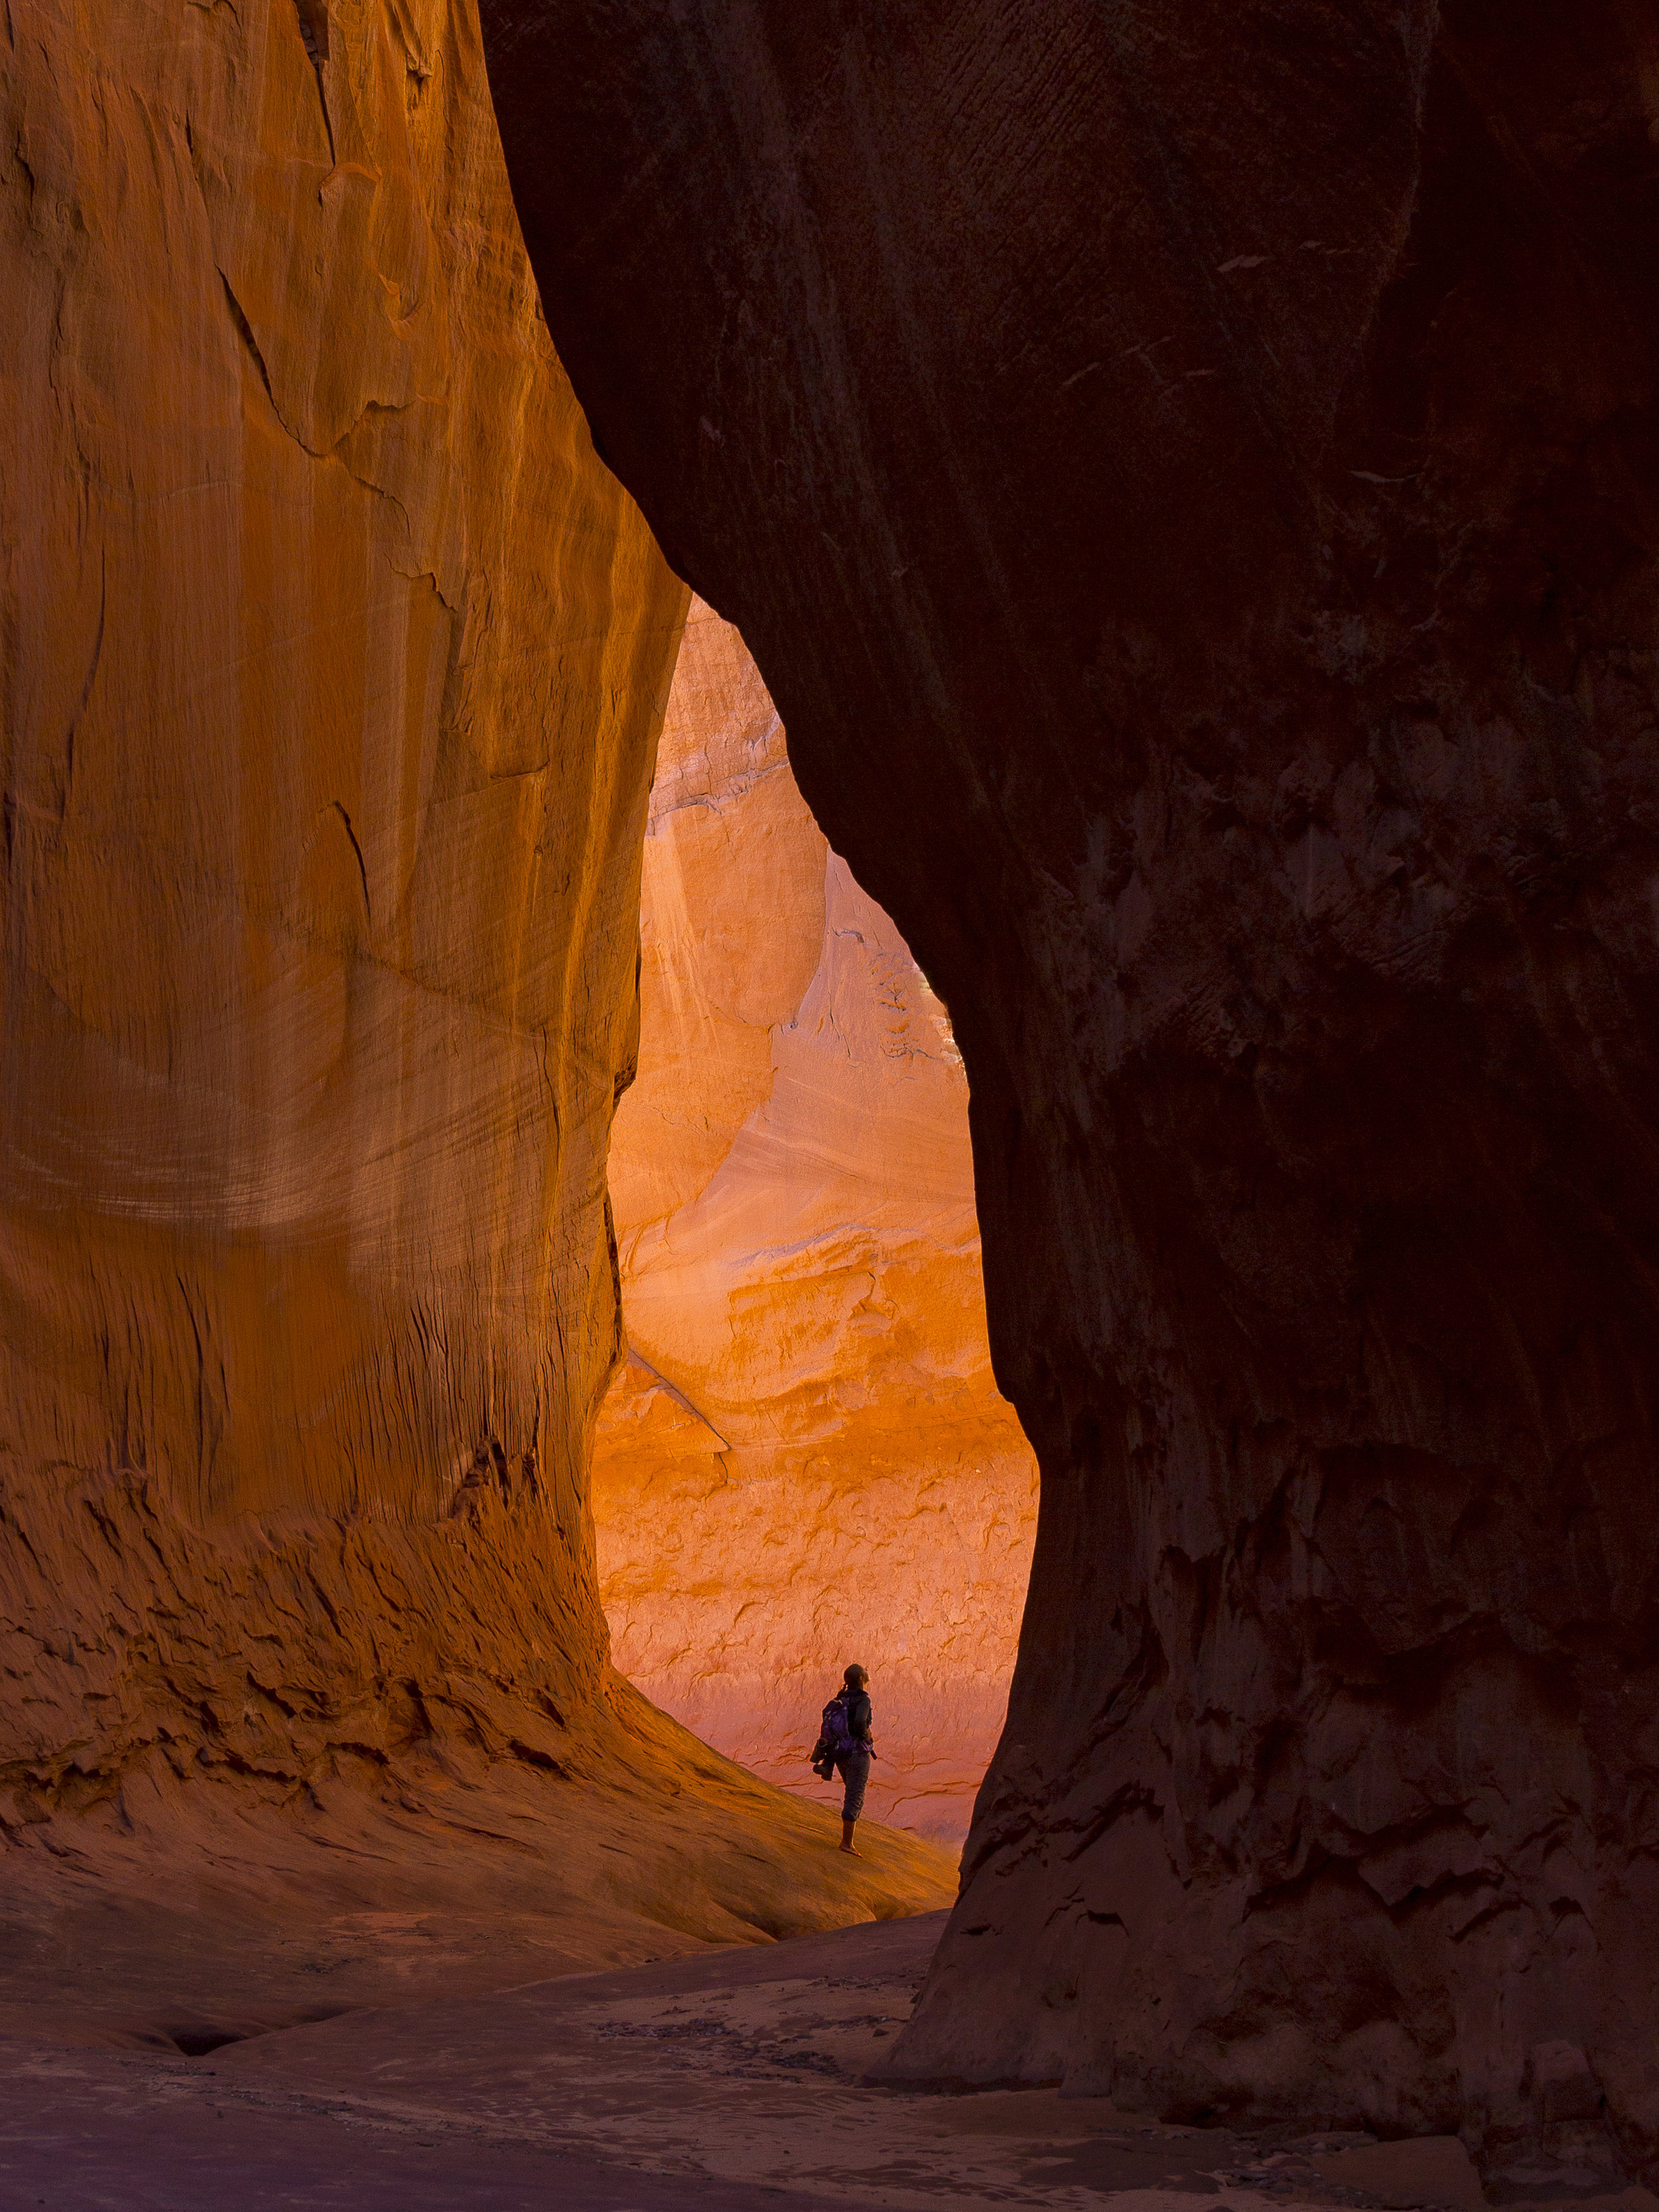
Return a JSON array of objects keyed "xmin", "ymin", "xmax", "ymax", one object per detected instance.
[{"xmin": 835, "ymin": 1745, "xmax": 871, "ymax": 1822}]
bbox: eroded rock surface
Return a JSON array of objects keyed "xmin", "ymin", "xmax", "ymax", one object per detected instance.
[
  {"xmin": 0, "ymin": 0, "xmax": 952, "ymax": 1975},
  {"xmin": 486, "ymin": 0, "xmax": 1659, "ymax": 2170},
  {"xmin": 591, "ymin": 601, "xmax": 1037, "ymax": 1842}
]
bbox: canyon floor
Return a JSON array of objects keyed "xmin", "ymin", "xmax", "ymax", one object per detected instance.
[{"xmin": 7, "ymin": 1909, "xmax": 1656, "ymax": 2212}]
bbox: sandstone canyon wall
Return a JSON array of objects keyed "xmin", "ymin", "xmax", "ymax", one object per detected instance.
[
  {"xmin": 0, "ymin": 0, "xmax": 952, "ymax": 2016},
  {"xmin": 591, "ymin": 598, "xmax": 1037, "ymax": 1842},
  {"xmin": 485, "ymin": 0, "xmax": 1659, "ymax": 2173}
]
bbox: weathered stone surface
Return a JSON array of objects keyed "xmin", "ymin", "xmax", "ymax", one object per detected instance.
[
  {"xmin": 485, "ymin": 0, "xmax": 1659, "ymax": 2168},
  {"xmin": 0, "ymin": 0, "xmax": 953, "ymax": 1974},
  {"xmin": 591, "ymin": 600, "xmax": 1036, "ymax": 1842}
]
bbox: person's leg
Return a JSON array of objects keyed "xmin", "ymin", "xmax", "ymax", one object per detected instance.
[
  {"xmin": 839, "ymin": 1745, "xmax": 870, "ymax": 1852},
  {"xmin": 834, "ymin": 1755, "xmax": 857, "ymax": 1853}
]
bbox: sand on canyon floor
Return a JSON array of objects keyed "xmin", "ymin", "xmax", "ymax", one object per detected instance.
[{"xmin": 6, "ymin": 1909, "xmax": 1656, "ymax": 2212}]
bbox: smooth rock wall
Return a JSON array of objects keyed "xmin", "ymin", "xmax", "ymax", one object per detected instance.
[
  {"xmin": 0, "ymin": 0, "xmax": 668, "ymax": 1799},
  {"xmin": 485, "ymin": 0, "xmax": 1659, "ymax": 2169},
  {"xmin": 591, "ymin": 600, "xmax": 1037, "ymax": 1842}
]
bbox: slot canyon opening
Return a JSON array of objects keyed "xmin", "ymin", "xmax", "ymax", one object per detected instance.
[
  {"xmin": 7, "ymin": 0, "xmax": 1659, "ymax": 2194},
  {"xmin": 591, "ymin": 599, "xmax": 1038, "ymax": 1846}
]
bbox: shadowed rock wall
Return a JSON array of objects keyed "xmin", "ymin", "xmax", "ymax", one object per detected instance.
[
  {"xmin": 482, "ymin": 0, "xmax": 1659, "ymax": 2169},
  {"xmin": 591, "ymin": 598, "xmax": 1036, "ymax": 1842},
  {"xmin": 0, "ymin": 0, "xmax": 954, "ymax": 1975}
]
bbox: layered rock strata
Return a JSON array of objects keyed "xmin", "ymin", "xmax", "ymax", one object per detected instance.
[
  {"xmin": 0, "ymin": 0, "xmax": 952, "ymax": 1981},
  {"xmin": 484, "ymin": 0, "xmax": 1659, "ymax": 2170},
  {"xmin": 591, "ymin": 599, "xmax": 1037, "ymax": 1842}
]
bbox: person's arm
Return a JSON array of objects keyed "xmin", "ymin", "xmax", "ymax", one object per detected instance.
[{"xmin": 852, "ymin": 1691, "xmax": 873, "ymax": 1742}]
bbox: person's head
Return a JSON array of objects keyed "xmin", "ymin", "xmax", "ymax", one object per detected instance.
[{"xmin": 844, "ymin": 1664, "xmax": 869, "ymax": 1690}]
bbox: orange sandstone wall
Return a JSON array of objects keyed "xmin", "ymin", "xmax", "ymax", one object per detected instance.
[
  {"xmin": 0, "ymin": 0, "xmax": 954, "ymax": 1947},
  {"xmin": 0, "ymin": 0, "xmax": 674, "ymax": 1805},
  {"xmin": 592, "ymin": 602, "xmax": 1037, "ymax": 1842}
]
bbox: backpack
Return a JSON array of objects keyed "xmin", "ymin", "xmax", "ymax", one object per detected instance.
[{"xmin": 810, "ymin": 1690, "xmax": 855, "ymax": 1777}]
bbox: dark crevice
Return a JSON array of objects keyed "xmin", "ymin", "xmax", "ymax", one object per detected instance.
[
  {"xmin": 328, "ymin": 800, "xmax": 372, "ymax": 922},
  {"xmin": 169, "ymin": 2003, "xmax": 354, "ymax": 2058},
  {"xmin": 219, "ymin": 274, "xmax": 275, "ymax": 411},
  {"xmin": 291, "ymin": 0, "xmax": 326, "ymax": 61},
  {"xmin": 170, "ymin": 2027, "xmax": 250, "ymax": 2056},
  {"xmin": 290, "ymin": 1, "xmax": 335, "ymax": 163}
]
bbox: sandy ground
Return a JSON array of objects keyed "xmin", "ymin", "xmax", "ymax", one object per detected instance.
[{"xmin": 5, "ymin": 1911, "xmax": 1658, "ymax": 2211}]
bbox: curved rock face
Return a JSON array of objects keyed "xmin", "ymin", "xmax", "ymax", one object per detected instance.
[
  {"xmin": 484, "ymin": 0, "xmax": 1659, "ymax": 2167},
  {"xmin": 591, "ymin": 599, "xmax": 1037, "ymax": 1842},
  {"xmin": 0, "ymin": 0, "xmax": 953, "ymax": 1988}
]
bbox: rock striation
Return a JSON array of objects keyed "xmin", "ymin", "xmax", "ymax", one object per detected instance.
[
  {"xmin": 485, "ymin": 0, "xmax": 1659, "ymax": 2172},
  {"xmin": 591, "ymin": 599, "xmax": 1037, "ymax": 1842},
  {"xmin": 0, "ymin": 0, "xmax": 953, "ymax": 1988}
]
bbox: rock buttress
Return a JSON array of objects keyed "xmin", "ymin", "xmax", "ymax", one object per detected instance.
[
  {"xmin": 480, "ymin": 0, "xmax": 1659, "ymax": 2167},
  {"xmin": 0, "ymin": 0, "xmax": 954, "ymax": 1974}
]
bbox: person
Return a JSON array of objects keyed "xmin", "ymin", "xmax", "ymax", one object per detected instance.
[{"xmin": 834, "ymin": 1662, "xmax": 873, "ymax": 1856}]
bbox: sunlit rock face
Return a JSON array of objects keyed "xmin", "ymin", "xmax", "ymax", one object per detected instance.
[
  {"xmin": 592, "ymin": 601, "xmax": 1037, "ymax": 1842},
  {"xmin": 485, "ymin": 0, "xmax": 1659, "ymax": 2165},
  {"xmin": 0, "ymin": 0, "xmax": 953, "ymax": 1981}
]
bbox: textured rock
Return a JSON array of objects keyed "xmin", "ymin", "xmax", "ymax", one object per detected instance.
[
  {"xmin": 0, "ymin": 0, "xmax": 953, "ymax": 1973},
  {"xmin": 591, "ymin": 600, "xmax": 1037, "ymax": 1841},
  {"xmin": 486, "ymin": 0, "xmax": 1659, "ymax": 2168}
]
